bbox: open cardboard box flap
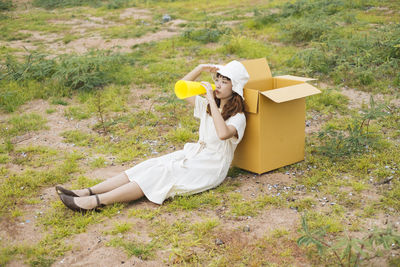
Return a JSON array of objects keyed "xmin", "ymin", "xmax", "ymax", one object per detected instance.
[
  {"xmin": 243, "ymin": 87, "xmax": 259, "ymax": 113},
  {"xmin": 241, "ymin": 58, "xmax": 321, "ymax": 111},
  {"xmin": 274, "ymin": 75, "xmax": 317, "ymax": 82},
  {"xmin": 241, "ymin": 58, "xmax": 272, "ymax": 91},
  {"xmin": 261, "ymin": 83, "xmax": 321, "ymax": 103}
]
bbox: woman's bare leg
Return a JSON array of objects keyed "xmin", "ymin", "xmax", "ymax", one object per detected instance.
[
  {"xmin": 73, "ymin": 172, "xmax": 130, "ymax": 196},
  {"xmin": 74, "ymin": 181, "xmax": 145, "ymax": 209}
]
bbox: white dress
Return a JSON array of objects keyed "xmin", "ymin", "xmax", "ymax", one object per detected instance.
[{"xmin": 125, "ymin": 96, "xmax": 246, "ymax": 204}]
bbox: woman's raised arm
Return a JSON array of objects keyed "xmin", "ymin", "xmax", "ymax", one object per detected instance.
[{"xmin": 181, "ymin": 64, "xmax": 219, "ymax": 106}]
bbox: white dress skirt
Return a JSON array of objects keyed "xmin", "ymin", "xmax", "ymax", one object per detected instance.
[{"xmin": 125, "ymin": 96, "xmax": 246, "ymax": 204}]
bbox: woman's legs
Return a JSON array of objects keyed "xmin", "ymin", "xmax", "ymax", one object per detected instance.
[
  {"xmin": 73, "ymin": 181, "xmax": 145, "ymax": 209},
  {"xmin": 73, "ymin": 172, "xmax": 130, "ymax": 196}
]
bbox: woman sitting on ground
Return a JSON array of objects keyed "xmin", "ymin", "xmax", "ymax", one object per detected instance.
[{"xmin": 56, "ymin": 60, "xmax": 249, "ymax": 212}]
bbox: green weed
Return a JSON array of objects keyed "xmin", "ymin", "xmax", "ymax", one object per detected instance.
[
  {"xmin": 165, "ymin": 191, "xmax": 221, "ymax": 211},
  {"xmin": 306, "ymin": 87, "xmax": 349, "ymax": 114},
  {"xmin": 298, "ymin": 214, "xmax": 400, "ymax": 266},
  {"xmin": 129, "ymin": 207, "xmax": 161, "ymax": 220},
  {"xmin": 165, "ymin": 127, "xmax": 197, "ymax": 144},
  {"xmin": 0, "ymin": 113, "xmax": 48, "ymax": 138},
  {"xmin": 0, "ymin": 152, "xmax": 82, "ymax": 217},
  {"xmin": 305, "ymin": 211, "xmax": 344, "ymax": 233},
  {"xmin": 104, "ymin": 222, "xmax": 132, "ymax": 235},
  {"xmin": 0, "ymin": 80, "xmax": 54, "ymax": 112},
  {"xmin": 55, "ymin": 51, "xmax": 127, "ymax": 91},
  {"xmin": 382, "ymin": 180, "xmax": 400, "ymax": 212},
  {"xmin": 64, "ymin": 106, "xmax": 91, "ymax": 120},
  {"xmin": 0, "ymin": 0, "xmax": 12, "ymax": 11},
  {"xmin": 62, "ymin": 34, "xmax": 80, "ymax": 44},
  {"xmin": 0, "ymin": 154, "xmax": 9, "ymax": 164},
  {"xmin": 317, "ymin": 96, "xmax": 388, "ymax": 159},
  {"xmin": 0, "ymin": 244, "xmax": 18, "ymax": 266},
  {"xmin": 107, "ymin": 237, "xmax": 156, "ymax": 259},
  {"xmin": 12, "ymin": 146, "xmax": 59, "ymax": 168},
  {"xmin": 182, "ymin": 20, "xmax": 231, "ymax": 44},
  {"xmin": 100, "ymin": 23, "xmax": 157, "ymax": 39},
  {"xmin": 90, "ymin": 156, "xmax": 107, "ymax": 168},
  {"xmin": 1, "ymin": 50, "xmax": 132, "ymax": 94},
  {"xmin": 128, "ymin": 110, "xmax": 159, "ymax": 128},
  {"xmin": 33, "ymin": 0, "xmax": 103, "ymax": 9},
  {"xmin": 61, "ymin": 130, "xmax": 93, "ymax": 146},
  {"xmin": 291, "ymin": 197, "xmax": 315, "ymax": 212},
  {"xmin": 281, "ymin": 16, "xmax": 333, "ymax": 43},
  {"xmin": 228, "ymin": 192, "xmax": 285, "ymax": 217},
  {"xmin": 46, "ymin": 108, "xmax": 56, "ymax": 114},
  {"xmin": 1, "ymin": 52, "xmax": 57, "ymax": 82},
  {"xmin": 50, "ymin": 97, "xmax": 69, "ymax": 106},
  {"xmin": 61, "ymin": 127, "xmax": 155, "ymax": 162},
  {"xmin": 192, "ymin": 218, "xmax": 220, "ymax": 239}
]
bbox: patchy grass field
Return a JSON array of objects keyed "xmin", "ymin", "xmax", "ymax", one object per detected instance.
[{"xmin": 0, "ymin": 0, "xmax": 399, "ymax": 266}]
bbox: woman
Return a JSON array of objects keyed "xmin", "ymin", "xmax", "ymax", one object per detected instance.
[{"xmin": 56, "ymin": 60, "xmax": 249, "ymax": 212}]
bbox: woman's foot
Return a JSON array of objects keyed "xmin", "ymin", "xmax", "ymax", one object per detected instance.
[
  {"xmin": 55, "ymin": 186, "xmax": 93, "ymax": 197},
  {"xmin": 59, "ymin": 194, "xmax": 105, "ymax": 213},
  {"xmin": 73, "ymin": 188, "xmax": 93, "ymax": 197},
  {"xmin": 59, "ymin": 194, "xmax": 104, "ymax": 213},
  {"xmin": 74, "ymin": 195, "xmax": 100, "ymax": 210}
]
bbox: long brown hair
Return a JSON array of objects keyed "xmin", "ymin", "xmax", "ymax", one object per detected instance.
[{"xmin": 206, "ymin": 91, "xmax": 245, "ymax": 120}]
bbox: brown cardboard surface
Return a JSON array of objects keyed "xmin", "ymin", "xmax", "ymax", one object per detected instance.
[
  {"xmin": 260, "ymin": 98, "xmax": 306, "ymax": 171},
  {"xmin": 243, "ymin": 88, "xmax": 259, "ymax": 113},
  {"xmin": 234, "ymin": 110, "xmax": 261, "ymax": 172},
  {"xmin": 274, "ymin": 77, "xmax": 304, "ymax": 88},
  {"xmin": 233, "ymin": 58, "xmax": 321, "ymax": 174},
  {"xmin": 261, "ymin": 83, "xmax": 321, "ymax": 103},
  {"xmin": 275, "ymin": 75, "xmax": 316, "ymax": 82},
  {"xmin": 241, "ymin": 58, "xmax": 273, "ymax": 91}
]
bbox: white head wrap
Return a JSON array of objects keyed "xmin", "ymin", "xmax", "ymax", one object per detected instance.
[{"xmin": 215, "ymin": 60, "xmax": 249, "ymax": 99}]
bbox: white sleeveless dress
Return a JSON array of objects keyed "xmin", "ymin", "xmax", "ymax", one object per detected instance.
[{"xmin": 125, "ymin": 96, "xmax": 246, "ymax": 204}]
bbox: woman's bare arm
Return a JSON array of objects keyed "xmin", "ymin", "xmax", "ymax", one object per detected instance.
[
  {"xmin": 181, "ymin": 64, "xmax": 219, "ymax": 106},
  {"xmin": 202, "ymin": 82, "xmax": 238, "ymax": 140}
]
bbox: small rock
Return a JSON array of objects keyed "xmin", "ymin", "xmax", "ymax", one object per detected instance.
[
  {"xmin": 162, "ymin": 14, "xmax": 171, "ymax": 23},
  {"xmin": 215, "ymin": 238, "xmax": 224, "ymax": 245},
  {"xmin": 243, "ymin": 225, "xmax": 250, "ymax": 232}
]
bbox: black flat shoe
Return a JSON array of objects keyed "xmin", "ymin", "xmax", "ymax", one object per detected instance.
[
  {"xmin": 55, "ymin": 185, "xmax": 94, "ymax": 197},
  {"xmin": 59, "ymin": 194, "xmax": 104, "ymax": 213}
]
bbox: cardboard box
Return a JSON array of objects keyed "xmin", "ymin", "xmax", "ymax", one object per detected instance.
[{"xmin": 233, "ymin": 58, "xmax": 321, "ymax": 174}]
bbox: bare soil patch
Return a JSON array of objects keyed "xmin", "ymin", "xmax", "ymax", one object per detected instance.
[
  {"xmin": 10, "ymin": 99, "xmax": 95, "ymax": 151},
  {"xmin": 340, "ymin": 86, "xmax": 400, "ymax": 109},
  {"xmin": 62, "ymin": 29, "xmax": 180, "ymax": 54},
  {"xmin": 2, "ymin": 6, "xmax": 186, "ymax": 55},
  {"xmin": 119, "ymin": 7, "xmax": 152, "ymax": 20}
]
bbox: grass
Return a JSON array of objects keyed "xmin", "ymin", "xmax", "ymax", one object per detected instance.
[
  {"xmin": 107, "ymin": 237, "xmax": 156, "ymax": 259},
  {"xmin": 0, "ymin": 0, "xmax": 400, "ymax": 265},
  {"xmin": 0, "ymin": 152, "xmax": 81, "ymax": 217},
  {"xmin": 0, "ymin": 113, "xmax": 48, "ymax": 138}
]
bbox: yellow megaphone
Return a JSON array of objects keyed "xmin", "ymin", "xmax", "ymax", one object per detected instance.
[{"xmin": 174, "ymin": 80, "xmax": 216, "ymax": 99}]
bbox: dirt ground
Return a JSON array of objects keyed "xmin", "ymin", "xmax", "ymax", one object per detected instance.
[
  {"xmin": 1, "ymin": 5, "xmax": 400, "ymax": 267},
  {"xmin": 2, "ymin": 81, "xmax": 398, "ymax": 266}
]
